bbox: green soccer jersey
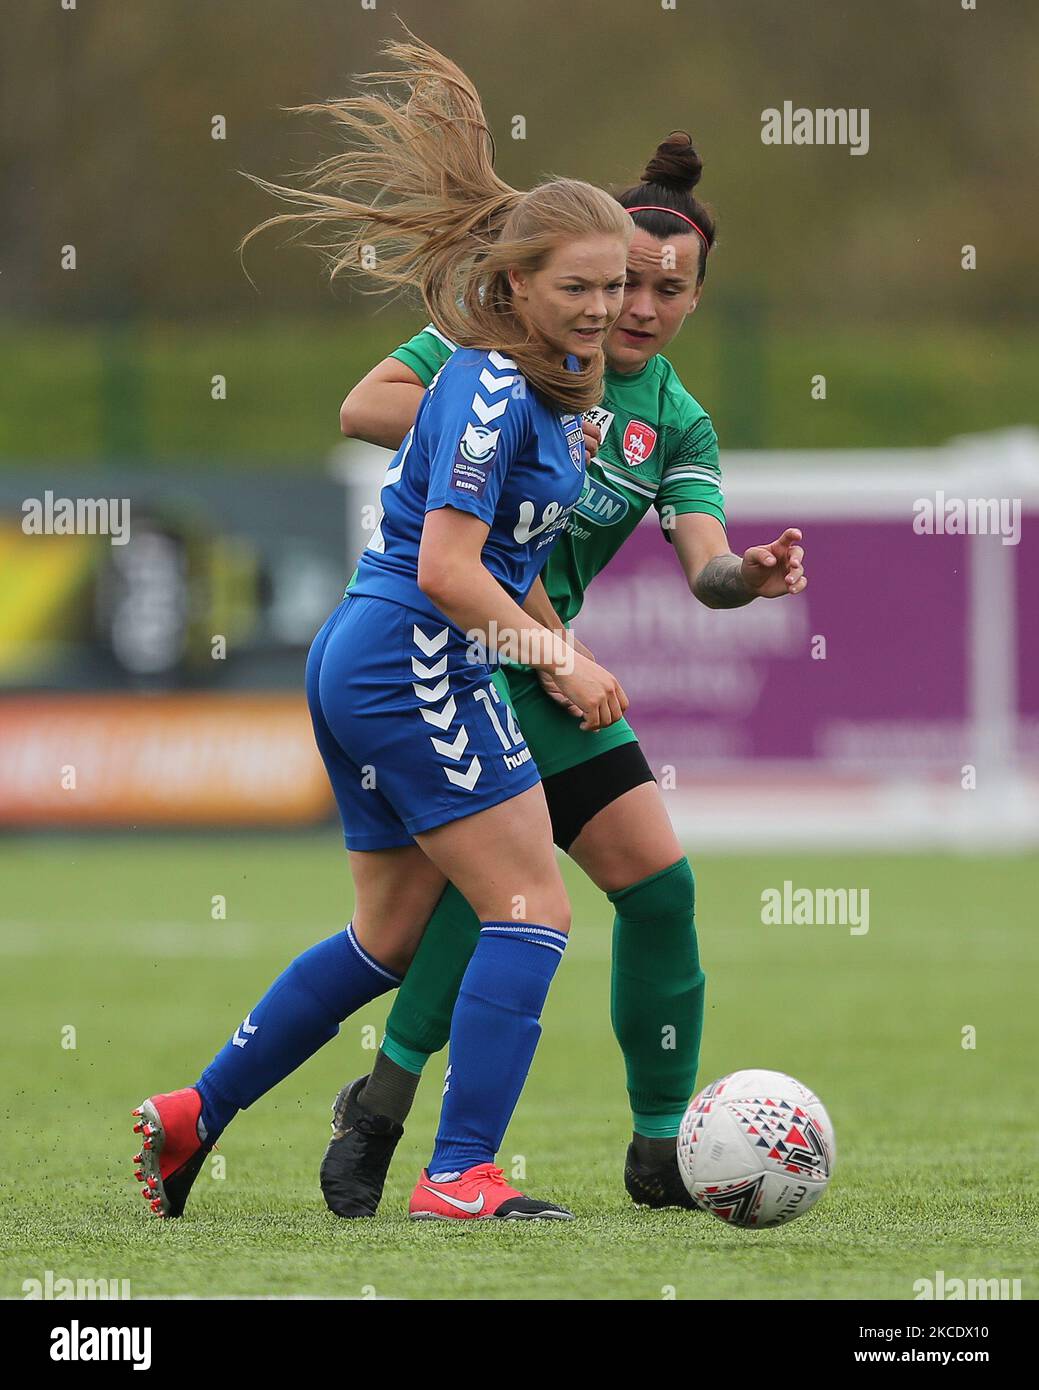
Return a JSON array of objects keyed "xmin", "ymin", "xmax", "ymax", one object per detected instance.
[{"xmin": 391, "ymin": 324, "xmax": 725, "ymax": 624}]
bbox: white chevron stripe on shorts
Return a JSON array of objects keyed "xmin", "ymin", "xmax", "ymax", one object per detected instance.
[
  {"xmin": 410, "ymin": 624, "xmax": 481, "ymax": 790},
  {"xmin": 444, "ymin": 756, "xmax": 483, "ymax": 790},
  {"xmin": 412, "ymin": 624, "xmax": 449, "ymax": 656}
]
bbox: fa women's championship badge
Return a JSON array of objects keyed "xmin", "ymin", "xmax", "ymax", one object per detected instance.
[
  {"xmin": 623, "ymin": 420, "xmax": 657, "ymax": 468},
  {"xmin": 451, "ymin": 423, "xmax": 500, "ymax": 497}
]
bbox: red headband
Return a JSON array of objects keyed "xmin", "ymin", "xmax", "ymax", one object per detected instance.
[{"xmin": 626, "ymin": 205, "xmax": 710, "ymax": 252}]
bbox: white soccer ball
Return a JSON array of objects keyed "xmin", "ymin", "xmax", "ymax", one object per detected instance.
[{"xmin": 676, "ymin": 1069, "xmax": 835, "ymax": 1228}]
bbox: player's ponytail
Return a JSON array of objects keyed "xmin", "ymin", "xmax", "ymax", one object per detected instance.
[
  {"xmin": 615, "ymin": 131, "xmax": 717, "ymax": 283},
  {"xmin": 238, "ymin": 24, "xmax": 629, "ymax": 413}
]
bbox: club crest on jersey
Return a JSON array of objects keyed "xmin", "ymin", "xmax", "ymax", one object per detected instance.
[
  {"xmin": 622, "ymin": 419, "xmax": 657, "ymax": 468},
  {"xmin": 560, "ymin": 413, "xmax": 584, "ymax": 469}
]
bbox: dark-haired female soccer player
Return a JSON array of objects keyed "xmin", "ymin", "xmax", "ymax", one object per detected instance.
[
  {"xmin": 132, "ymin": 31, "xmax": 634, "ymax": 1221},
  {"xmin": 320, "ymin": 131, "xmax": 807, "ymax": 1217}
]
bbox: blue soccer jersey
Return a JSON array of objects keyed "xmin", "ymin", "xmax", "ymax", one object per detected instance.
[
  {"xmin": 349, "ymin": 347, "xmax": 587, "ymax": 627},
  {"xmin": 309, "ymin": 345, "xmax": 590, "ymax": 848}
]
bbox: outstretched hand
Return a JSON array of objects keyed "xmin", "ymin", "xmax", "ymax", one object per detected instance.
[{"xmin": 740, "ymin": 528, "xmax": 807, "ymax": 598}]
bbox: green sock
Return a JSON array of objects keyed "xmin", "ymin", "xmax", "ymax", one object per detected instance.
[
  {"xmin": 608, "ymin": 858, "xmax": 705, "ymax": 1139},
  {"xmin": 382, "ymin": 880, "xmax": 481, "ymax": 1062},
  {"xmin": 359, "ymin": 1049, "xmax": 422, "ymax": 1125}
]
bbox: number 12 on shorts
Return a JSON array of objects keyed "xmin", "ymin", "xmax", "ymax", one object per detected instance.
[{"xmin": 474, "ymin": 685, "xmax": 525, "ymax": 750}]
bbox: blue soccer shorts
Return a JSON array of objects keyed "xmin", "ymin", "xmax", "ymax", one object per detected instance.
[{"xmin": 306, "ymin": 595, "xmax": 542, "ymax": 850}]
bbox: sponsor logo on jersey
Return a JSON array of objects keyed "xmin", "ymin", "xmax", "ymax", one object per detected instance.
[
  {"xmin": 513, "ymin": 498, "xmax": 573, "ymax": 547},
  {"xmin": 622, "ymin": 419, "xmax": 658, "ymax": 468},
  {"xmin": 583, "ymin": 406, "xmax": 615, "ymax": 442},
  {"xmin": 562, "ymin": 515, "xmax": 592, "ymax": 542},
  {"xmin": 575, "ymin": 474, "xmax": 630, "ymax": 527},
  {"xmin": 560, "ymin": 413, "xmax": 584, "ymax": 469}
]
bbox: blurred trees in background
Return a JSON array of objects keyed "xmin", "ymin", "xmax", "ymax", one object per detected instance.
[{"xmin": 2, "ymin": 0, "xmax": 1036, "ymax": 456}]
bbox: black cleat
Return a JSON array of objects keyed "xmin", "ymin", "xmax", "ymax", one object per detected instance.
[
  {"xmin": 320, "ymin": 1074, "xmax": 404, "ymax": 1218},
  {"xmin": 624, "ymin": 1141, "xmax": 703, "ymax": 1211}
]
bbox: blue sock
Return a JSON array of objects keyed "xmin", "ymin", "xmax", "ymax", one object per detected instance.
[
  {"xmin": 195, "ymin": 923, "xmax": 400, "ymax": 1142},
  {"xmin": 428, "ymin": 922, "xmax": 567, "ymax": 1178}
]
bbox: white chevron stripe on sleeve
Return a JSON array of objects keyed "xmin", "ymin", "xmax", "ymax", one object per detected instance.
[
  {"xmin": 479, "ymin": 367, "xmax": 515, "ymax": 394},
  {"xmin": 471, "ymin": 393, "xmax": 509, "ymax": 425}
]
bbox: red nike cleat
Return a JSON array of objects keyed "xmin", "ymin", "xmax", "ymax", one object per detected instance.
[
  {"xmin": 131, "ymin": 1088, "xmax": 213, "ymax": 1219},
  {"xmin": 409, "ymin": 1163, "xmax": 573, "ymax": 1221}
]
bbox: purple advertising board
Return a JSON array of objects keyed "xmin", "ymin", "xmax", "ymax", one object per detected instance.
[{"xmin": 576, "ymin": 515, "xmax": 1016, "ymax": 776}]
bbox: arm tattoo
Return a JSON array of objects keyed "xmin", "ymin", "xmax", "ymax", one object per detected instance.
[{"xmin": 693, "ymin": 553, "xmax": 755, "ymax": 609}]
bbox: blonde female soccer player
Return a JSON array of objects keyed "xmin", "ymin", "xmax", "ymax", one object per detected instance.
[{"xmin": 132, "ymin": 30, "xmax": 632, "ymax": 1222}]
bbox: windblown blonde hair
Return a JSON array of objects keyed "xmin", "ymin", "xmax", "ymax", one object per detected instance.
[{"xmin": 238, "ymin": 26, "xmax": 631, "ymax": 413}]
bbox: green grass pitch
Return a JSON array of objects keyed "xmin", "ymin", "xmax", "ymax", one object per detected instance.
[{"xmin": 1, "ymin": 834, "xmax": 1035, "ymax": 1301}]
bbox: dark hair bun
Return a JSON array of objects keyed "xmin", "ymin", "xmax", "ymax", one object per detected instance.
[{"xmin": 641, "ymin": 131, "xmax": 702, "ymax": 192}]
